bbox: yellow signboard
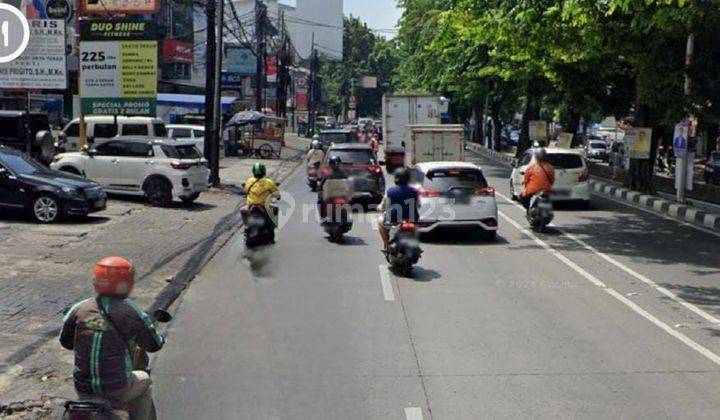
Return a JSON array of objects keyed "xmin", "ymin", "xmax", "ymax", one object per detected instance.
[{"xmin": 624, "ymin": 127, "xmax": 652, "ymax": 159}]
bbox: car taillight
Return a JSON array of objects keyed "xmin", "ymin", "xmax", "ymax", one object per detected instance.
[
  {"xmin": 329, "ymin": 197, "xmax": 349, "ymax": 205},
  {"xmin": 579, "ymin": 168, "xmax": 589, "ymax": 182},
  {"xmin": 321, "ymin": 166, "xmax": 330, "ymax": 176},
  {"xmin": 419, "ymin": 187, "xmax": 441, "ymax": 197},
  {"xmin": 401, "ymin": 221, "xmax": 417, "ymax": 232},
  {"xmin": 475, "ymin": 187, "xmax": 495, "ymax": 196},
  {"xmin": 368, "ymin": 165, "xmax": 382, "ymax": 176},
  {"xmin": 171, "ymin": 161, "xmax": 192, "ymax": 170},
  {"xmin": 482, "ymin": 218, "xmax": 498, "ymax": 227}
]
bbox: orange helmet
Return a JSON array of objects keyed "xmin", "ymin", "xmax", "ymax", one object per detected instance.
[{"xmin": 93, "ymin": 256, "xmax": 135, "ymax": 297}]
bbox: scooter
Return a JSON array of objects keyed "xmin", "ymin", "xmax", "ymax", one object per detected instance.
[
  {"xmin": 385, "ymin": 221, "xmax": 423, "ymax": 276},
  {"xmin": 62, "ymin": 309, "xmax": 172, "ymax": 420},
  {"xmin": 243, "ymin": 204, "xmax": 277, "ymax": 248},
  {"xmin": 527, "ymin": 193, "xmax": 554, "ymax": 232},
  {"xmin": 322, "ymin": 196, "xmax": 353, "ymax": 242},
  {"xmin": 307, "ymin": 162, "xmax": 321, "ymax": 191}
]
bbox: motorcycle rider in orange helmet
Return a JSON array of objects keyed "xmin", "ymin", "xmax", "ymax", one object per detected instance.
[{"xmin": 60, "ymin": 257, "xmax": 165, "ymax": 420}]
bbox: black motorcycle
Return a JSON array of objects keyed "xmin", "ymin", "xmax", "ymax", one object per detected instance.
[
  {"xmin": 243, "ymin": 204, "xmax": 277, "ymax": 248},
  {"xmin": 527, "ymin": 193, "xmax": 554, "ymax": 232},
  {"xmin": 385, "ymin": 221, "xmax": 423, "ymax": 276},
  {"xmin": 322, "ymin": 196, "xmax": 353, "ymax": 242},
  {"xmin": 62, "ymin": 309, "xmax": 172, "ymax": 420}
]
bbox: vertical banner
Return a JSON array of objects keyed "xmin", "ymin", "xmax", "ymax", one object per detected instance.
[
  {"xmin": 529, "ymin": 120, "xmax": 547, "ymax": 142},
  {"xmin": 624, "ymin": 127, "xmax": 652, "ymax": 159},
  {"xmin": 555, "ymin": 132, "xmax": 574, "ymax": 149}
]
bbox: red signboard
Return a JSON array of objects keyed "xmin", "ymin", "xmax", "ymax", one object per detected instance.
[
  {"xmin": 295, "ymin": 92, "xmax": 308, "ymax": 111},
  {"xmin": 266, "ymin": 57, "xmax": 277, "ymax": 82},
  {"xmin": 82, "ymin": 0, "xmax": 159, "ymax": 14},
  {"xmin": 162, "ymin": 40, "xmax": 193, "ymax": 64}
]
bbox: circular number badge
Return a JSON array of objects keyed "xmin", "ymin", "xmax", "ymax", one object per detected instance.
[{"xmin": 0, "ymin": 4, "xmax": 30, "ymax": 64}]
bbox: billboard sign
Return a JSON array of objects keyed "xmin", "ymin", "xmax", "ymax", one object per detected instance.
[
  {"xmin": 80, "ymin": 20, "xmax": 156, "ymax": 41},
  {"xmin": 226, "ymin": 46, "xmax": 256, "ymax": 75},
  {"xmin": 0, "ymin": 19, "xmax": 66, "ymax": 89},
  {"xmin": 624, "ymin": 127, "xmax": 652, "ymax": 159},
  {"xmin": 162, "ymin": 39, "xmax": 193, "ymax": 63},
  {"xmin": 80, "ymin": 40, "xmax": 157, "ymax": 115},
  {"xmin": 81, "ymin": 0, "xmax": 159, "ymax": 14}
]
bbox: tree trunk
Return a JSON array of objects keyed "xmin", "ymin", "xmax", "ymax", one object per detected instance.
[
  {"xmin": 518, "ymin": 78, "xmax": 541, "ymax": 158},
  {"xmin": 491, "ymin": 100, "xmax": 502, "ymax": 152},
  {"xmin": 472, "ymin": 100, "xmax": 483, "ymax": 144},
  {"xmin": 568, "ymin": 113, "xmax": 581, "ymax": 148}
]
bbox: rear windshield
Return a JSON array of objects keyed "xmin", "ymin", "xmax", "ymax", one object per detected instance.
[
  {"xmin": 424, "ymin": 168, "xmax": 488, "ymax": 190},
  {"xmin": 327, "ymin": 150, "xmax": 374, "ymax": 164},
  {"xmin": 589, "ymin": 142, "xmax": 607, "ymax": 149},
  {"xmin": 162, "ymin": 145, "xmax": 202, "ymax": 159},
  {"xmin": 546, "ymin": 154, "xmax": 584, "ymax": 169},
  {"xmin": 321, "ymin": 132, "xmax": 353, "ymax": 144}
]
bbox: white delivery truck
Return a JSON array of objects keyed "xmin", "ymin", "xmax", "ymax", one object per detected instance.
[
  {"xmin": 406, "ymin": 125, "xmax": 465, "ymax": 166},
  {"xmin": 382, "ymin": 94, "xmax": 443, "ymax": 171}
]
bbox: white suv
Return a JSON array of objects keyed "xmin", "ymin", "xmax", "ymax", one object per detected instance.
[
  {"xmin": 50, "ymin": 137, "xmax": 209, "ymax": 206},
  {"xmin": 510, "ymin": 148, "xmax": 590, "ymax": 208}
]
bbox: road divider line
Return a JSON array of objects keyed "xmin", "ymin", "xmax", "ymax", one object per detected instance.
[
  {"xmin": 498, "ymin": 210, "xmax": 720, "ymax": 367},
  {"xmin": 495, "ymin": 191, "xmax": 720, "ymax": 325},
  {"xmin": 404, "ymin": 407, "xmax": 424, "ymax": 420},
  {"xmin": 379, "ymin": 264, "xmax": 396, "ymax": 301}
]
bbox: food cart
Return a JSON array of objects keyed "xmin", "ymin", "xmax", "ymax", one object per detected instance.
[{"xmin": 228, "ymin": 111, "xmax": 285, "ymax": 159}]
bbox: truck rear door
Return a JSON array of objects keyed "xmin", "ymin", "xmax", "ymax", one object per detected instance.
[{"xmin": 439, "ymin": 131, "xmax": 464, "ymax": 161}]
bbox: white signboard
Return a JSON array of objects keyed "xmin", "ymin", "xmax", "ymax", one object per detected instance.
[{"xmin": 0, "ymin": 19, "xmax": 66, "ymax": 89}]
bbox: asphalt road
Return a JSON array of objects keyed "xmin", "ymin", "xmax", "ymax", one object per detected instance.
[{"xmin": 152, "ymin": 152, "xmax": 720, "ymax": 419}]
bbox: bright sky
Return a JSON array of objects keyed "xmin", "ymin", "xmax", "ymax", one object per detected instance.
[{"xmin": 344, "ymin": 0, "xmax": 402, "ymax": 37}]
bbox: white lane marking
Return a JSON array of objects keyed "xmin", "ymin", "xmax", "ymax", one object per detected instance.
[
  {"xmin": 379, "ymin": 264, "xmax": 396, "ymax": 301},
  {"xmin": 498, "ymin": 210, "xmax": 720, "ymax": 366},
  {"xmin": 404, "ymin": 407, "xmax": 424, "ymax": 420},
  {"xmin": 495, "ymin": 191, "xmax": 720, "ymax": 325}
]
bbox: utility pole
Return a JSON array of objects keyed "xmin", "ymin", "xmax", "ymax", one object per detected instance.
[
  {"xmin": 210, "ymin": 0, "xmax": 224, "ymax": 186},
  {"xmin": 254, "ymin": 0, "xmax": 266, "ymax": 112},
  {"xmin": 204, "ymin": 0, "xmax": 217, "ymax": 174},
  {"xmin": 677, "ymin": 32, "xmax": 695, "ymax": 203},
  {"xmin": 308, "ymin": 32, "xmax": 316, "ymax": 135}
]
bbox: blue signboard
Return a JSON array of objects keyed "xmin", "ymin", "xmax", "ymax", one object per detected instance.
[{"xmin": 226, "ymin": 47, "xmax": 256, "ymax": 75}]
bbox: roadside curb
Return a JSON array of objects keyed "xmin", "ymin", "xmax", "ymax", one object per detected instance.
[{"xmin": 465, "ymin": 141, "xmax": 720, "ymax": 233}]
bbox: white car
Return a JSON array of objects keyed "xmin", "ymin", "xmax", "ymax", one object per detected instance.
[
  {"xmin": 410, "ymin": 161, "xmax": 499, "ymax": 238},
  {"xmin": 60, "ymin": 116, "xmax": 167, "ymax": 152},
  {"xmin": 167, "ymin": 124, "xmax": 205, "ymax": 154},
  {"xmin": 510, "ymin": 148, "xmax": 590, "ymax": 207},
  {"xmin": 51, "ymin": 137, "xmax": 209, "ymax": 206}
]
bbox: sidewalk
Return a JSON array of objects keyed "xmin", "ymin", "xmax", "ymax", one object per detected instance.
[
  {"xmin": 0, "ymin": 135, "xmax": 308, "ymax": 417},
  {"xmin": 465, "ymin": 142, "xmax": 720, "ymax": 232}
]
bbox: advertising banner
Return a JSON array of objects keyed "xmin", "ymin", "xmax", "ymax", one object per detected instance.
[
  {"xmin": 80, "ymin": 20, "xmax": 156, "ymax": 41},
  {"xmin": 162, "ymin": 39, "xmax": 193, "ymax": 63},
  {"xmin": 266, "ymin": 56, "xmax": 277, "ymax": 83},
  {"xmin": 529, "ymin": 120, "xmax": 547, "ymax": 142},
  {"xmin": 80, "ymin": 40, "xmax": 157, "ymax": 115},
  {"xmin": 81, "ymin": 0, "xmax": 159, "ymax": 14},
  {"xmin": 624, "ymin": 127, "xmax": 652, "ymax": 159},
  {"xmin": 226, "ymin": 47, "xmax": 256, "ymax": 75},
  {"xmin": 0, "ymin": 19, "xmax": 66, "ymax": 89},
  {"xmin": 555, "ymin": 132, "xmax": 574, "ymax": 149}
]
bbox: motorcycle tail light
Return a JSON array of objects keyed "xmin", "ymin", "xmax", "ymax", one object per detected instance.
[
  {"xmin": 401, "ymin": 221, "xmax": 417, "ymax": 232},
  {"xmin": 321, "ymin": 166, "xmax": 331, "ymax": 177},
  {"xmin": 368, "ymin": 165, "xmax": 382, "ymax": 176}
]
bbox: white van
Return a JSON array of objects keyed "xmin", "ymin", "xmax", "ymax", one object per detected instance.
[{"xmin": 60, "ymin": 116, "xmax": 167, "ymax": 152}]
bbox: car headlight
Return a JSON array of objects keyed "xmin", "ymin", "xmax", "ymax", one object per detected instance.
[{"xmin": 61, "ymin": 186, "xmax": 81, "ymax": 197}]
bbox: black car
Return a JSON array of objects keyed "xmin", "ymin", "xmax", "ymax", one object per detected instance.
[
  {"xmin": 0, "ymin": 146, "xmax": 107, "ymax": 223},
  {"xmin": 705, "ymin": 151, "xmax": 720, "ymax": 185},
  {"xmin": 318, "ymin": 129, "xmax": 362, "ymax": 149}
]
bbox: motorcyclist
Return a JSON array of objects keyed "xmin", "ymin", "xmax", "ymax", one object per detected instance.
[
  {"xmin": 60, "ymin": 257, "xmax": 165, "ymax": 420},
  {"xmin": 306, "ymin": 139, "xmax": 325, "ymax": 169},
  {"xmin": 318, "ymin": 156, "xmax": 353, "ymax": 219},
  {"xmin": 244, "ymin": 162, "xmax": 280, "ymax": 238},
  {"xmin": 521, "ymin": 147, "xmax": 555, "ymax": 210},
  {"xmin": 377, "ymin": 167, "xmax": 420, "ymax": 249}
]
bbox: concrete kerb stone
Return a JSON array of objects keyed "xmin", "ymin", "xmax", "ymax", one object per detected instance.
[{"xmin": 466, "ymin": 142, "xmax": 720, "ymax": 233}]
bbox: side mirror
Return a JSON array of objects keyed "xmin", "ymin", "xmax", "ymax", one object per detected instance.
[
  {"xmin": 85, "ymin": 147, "xmax": 97, "ymax": 157},
  {"xmin": 511, "ymin": 158, "xmax": 518, "ymax": 168},
  {"xmin": 153, "ymin": 309, "xmax": 172, "ymax": 323}
]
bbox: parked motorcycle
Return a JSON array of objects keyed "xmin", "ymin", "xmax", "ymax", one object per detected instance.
[
  {"xmin": 62, "ymin": 309, "xmax": 172, "ymax": 420},
  {"xmin": 322, "ymin": 196, "xmax": 353, "ymax": 242},
  {"xmin": 527, "ymin": 193, "xmax": 554, "ymax": 232},
  {"xmin": 385, "ymin": 221, "xmax": 423, "ymax": 276}
]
